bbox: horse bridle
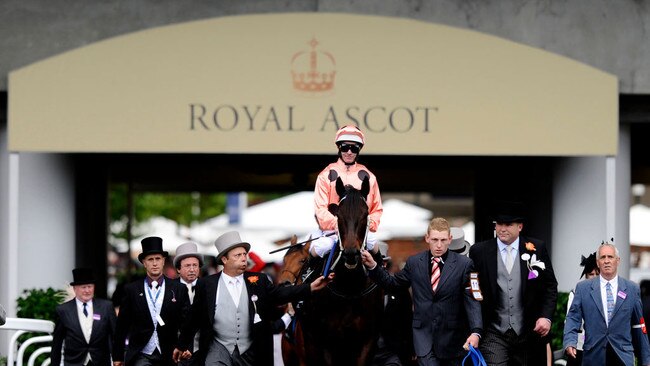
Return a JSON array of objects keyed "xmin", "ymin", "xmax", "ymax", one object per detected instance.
[{"xmin": 328, "ymin": 194, "xmax": 370, "ymax": 272}]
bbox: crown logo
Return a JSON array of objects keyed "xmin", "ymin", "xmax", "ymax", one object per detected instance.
[{"xmin": 291, "ymin": 38, "xmax": 336, "ymax": 92}]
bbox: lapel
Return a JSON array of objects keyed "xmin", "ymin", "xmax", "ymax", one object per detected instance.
[
  {"xmin": 486, "ymin": 239, "xmax": 499, "ymax": 300},
  {"xmin": 66, "ymin": 300, "xmax": 86, "ymax": 340},
  {"xmin": 89, "ymin": 300, "xmax": 101, "ymax": 343},
  {"xmin": 589, "ymin": 277, "xmax": 607, "ymax": 322},
  {"xmin": 160, "ymin": 276, "xmax": 177, "ymax": 318},
  {"xmin": 518, "ymin": 237, "xmax": 528, "ymax": 298},
  {"xmin": 136, "ymin": 278, "xmax": 154, "ymax": 326},
  {"xmin": 612, "ymin": 277, "xmax": 628, "ymax": 320},
  {"xmin": 416, "ymin": 252, "xmax": 434, "ymax": 298},
  {"xmin": 436, "ymin": 251, "xmax": 457, "ymax": 292},
  {"xmin": 207, "ymin": 273, "xmax": 221, "ymax": 318},
  {"xmin": 243, "ymin": 273, "xmax": 256, "ymax": 324}
]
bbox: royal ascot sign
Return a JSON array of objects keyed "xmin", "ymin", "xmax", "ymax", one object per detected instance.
[{"xmin": 9, "ymin": 14, "xmax": 617, "ymax": 155}]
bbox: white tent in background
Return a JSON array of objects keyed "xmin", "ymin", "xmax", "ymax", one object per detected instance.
[
  {"xmin": 374, "ymin": 199, "xmax": 432, "ymax": 240},
  {"xmin": 129, "ymin": 216, "xmax": 191, "ymax": 258},
  {"xmin": 188, "ymin": 192, "xmax": 435, "ymax": 241},
  {"xmin": 630, "ymin": 204, "xmax": 650, "ymax": 246}
]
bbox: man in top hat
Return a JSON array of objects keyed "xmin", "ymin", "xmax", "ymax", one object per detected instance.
[
  {"xmin": 51, "ymin": 268, "xmax": 117, "ymax": 366},
  {"xmin": 362, "ymin": 217, "xmax": 482, "ymax": 366},
  {"xmin": 173, "ymin": 242, "xmax": 203, "ymax": 366},
  {"xmin": 469, "ymin": 201, "xmax": 558, "ymax": 366},
  {"xmin": 113, "ymin": 236, "xmax": 191, "ymax": 366},
  {"xmin": 176, "ymin": 231, "xmax": 332, "ymax": 366}
]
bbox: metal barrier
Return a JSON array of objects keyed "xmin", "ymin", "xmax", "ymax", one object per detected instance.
[{"xmin": 0, "ymin": 317, "xmax": 55, "ymax": 366}]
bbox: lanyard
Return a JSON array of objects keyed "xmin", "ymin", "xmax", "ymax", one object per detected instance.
[{"xmin": 145, "ymin": 283, "xmax": 162, "ymax": 327}]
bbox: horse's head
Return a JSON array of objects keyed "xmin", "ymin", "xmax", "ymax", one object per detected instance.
[
  {"xmin": 279, "ymin": 235, "xmax": 311, "ymax": 286},
  {"xmin": 334, "ymin": 176, "xmax": 370, "ymax": 270}
]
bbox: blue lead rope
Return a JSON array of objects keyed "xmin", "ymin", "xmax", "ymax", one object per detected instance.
[
  {"xmin": 322, "ymin": 241, "xmax": 338, "ymax": 278},
  {"xmin": 462, "ymin": 345, "xmax": 487, "ymax": 366}
]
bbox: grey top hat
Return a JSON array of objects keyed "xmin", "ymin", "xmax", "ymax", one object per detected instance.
[
  {"xmin": 449, "ymin": 227, "xmax": 470, "ymax": 256},
  {"xmin": 214, "ymin": 231, "xmax": 251, "ymax": 263},
  {"xmin": 174, "ymin": 241, "xmax": 204, "ymax": 268}
]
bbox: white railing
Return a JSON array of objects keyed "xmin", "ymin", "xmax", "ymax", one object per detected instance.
[{"xmin": 0, "ymin": 318, "xmax": 55, "ymax": 366}]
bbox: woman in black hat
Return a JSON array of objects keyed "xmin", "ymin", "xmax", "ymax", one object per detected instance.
[{"xmin": 564, "ymin": 252, "xmax": 599, "ymax": 366}]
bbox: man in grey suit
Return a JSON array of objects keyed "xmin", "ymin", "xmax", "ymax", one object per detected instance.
[
  {"xmin": 564, "ymin": 243, "xmax": 650, "ymax": 365},
  {"xmin": 469, "ymin": 201, "xmax": 558, "ymax": 366},
  {"xmin": 361, "ymin": 217, "xmax": 482, "ymax": 366},
  {"xmin": 51, "ymin": 268, "xmax": 117, "ymax": 366},
  {"xmin": 176, "ymin": 231, "xmax": 332, "ymax": 366}
]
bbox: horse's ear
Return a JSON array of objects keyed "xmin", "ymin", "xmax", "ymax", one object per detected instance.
[
  {"xmin": 335, "ymin": 177, "xmax": 346, "ymax": 197},
  {"xmin": 360, "ymin": 176, "xmax": 370, "ymax": 198},
  {"xmin": 328, "ymin": 203, "xmax": 339, "ymax": 216}
]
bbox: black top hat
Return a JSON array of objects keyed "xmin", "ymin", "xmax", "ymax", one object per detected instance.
[
  {"xmin": 70, "ymin": 268, "xmax": 96, "ymax": 286},
  {"xmin": 492, "ymin": 200, "xmax": 526, "ymax": 223},
  {"xmin": 138, "ymin": 236, "xmax": 169, "ymax": 262},
  {"xmin": 580, "ymin": 252, "xmax": 598, "ymax": 279}
]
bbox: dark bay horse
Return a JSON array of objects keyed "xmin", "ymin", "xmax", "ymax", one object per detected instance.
[{"xmin": 284, "ymin": 177, "xmax": 383, "ymax": 366}]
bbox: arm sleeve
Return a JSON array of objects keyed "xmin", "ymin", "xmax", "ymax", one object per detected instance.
[
  {"xmin": 366, "ymin": 177, "xmax": 382, "ymax": 232},
  {"xmin": 50, "ymin": 307, "xmax": 65, "ymax": 366},
  {"xmin": 314, "ymin": 171, "xmax": 337, "ymax": 231},
  {"xmin": 631, "ymin": 286, "xmax": 650, "ymax": 364},
  {"xmin": 563, "ymin": 284, "xmax": 583, "ymax": 349},
  {"xmin": 463, "ymin": 259, "xmax": 483, "ymax": 335}
]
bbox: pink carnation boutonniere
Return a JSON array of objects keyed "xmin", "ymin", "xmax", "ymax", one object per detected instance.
[
  {"xmin": 248, "ymin": 276, "xmax": 259, "ymax": 285},
  {"xmin": 521, "ymin": 250, "xmax": 546, "ymax": 280},
  {"xmin": 525, "ymin": 242, "xmax": 536, "ymax": 252}
]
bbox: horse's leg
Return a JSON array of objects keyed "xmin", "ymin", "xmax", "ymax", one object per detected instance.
[{"xmin": 356, "ymin": 340, "xmax": 375, "ymax": 366}]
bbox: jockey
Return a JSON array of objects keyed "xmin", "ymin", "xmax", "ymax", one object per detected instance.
[{"xmin": 310, "ymin": 125, "xmax": 383, "ymax": 259}]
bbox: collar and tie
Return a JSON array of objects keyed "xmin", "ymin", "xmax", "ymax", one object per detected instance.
[
  {"xmin": 186, "ymin": 283, "xmax": 195, "ymax": 303},
  {"xmin": 606, "ymin": 282, "xmax": 615, "ymax": 324},
  {"xmin": 431, "ymin": 257, "xmax": 441, "ymax": 293},
  {"xmin": 505, "ymin": 245, "xmax": 514, "ymax": 274},
  {"xmin": 82, "ymin": 302, "xmax": 88, "ymax": 317}
]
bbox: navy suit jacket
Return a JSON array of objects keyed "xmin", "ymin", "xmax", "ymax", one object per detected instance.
[
  {"xmin": 112, "ymin": 277, "xmax": 191, "ymax": 366},
  {"xmin": 564, "ymin": 276, "xmax": 650, "ymax": 365},
  {"xmin": 369, "ymin": 250, "xmax": 482, "ymax": 359},
  {"xmin": 179, "ymin": 271, "xmax": 311, "ymax": 366},
  {"xmin": 51, "ymin": 298, "xmax": 116, "ymax": 366}
]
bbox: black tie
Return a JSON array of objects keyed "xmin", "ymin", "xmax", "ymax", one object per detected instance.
[{"xmin": 83, "ymin": 302, "xmax": 88, "ymax": 317}]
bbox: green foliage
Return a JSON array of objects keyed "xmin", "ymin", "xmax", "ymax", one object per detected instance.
[
  {"xmin": 16, "ymin": 288, "xmax": 65, "ymax": 320},
  {"xmin": 15, "ymin": 288, "xmax": 66, "ymax": 365},
  {"xmin": 0, "ymin": 356, "xmax": 6, "ymax": 366},
  {"xmin": 551, "ymin": 291, "xmax": 570, "ymax": 351}
]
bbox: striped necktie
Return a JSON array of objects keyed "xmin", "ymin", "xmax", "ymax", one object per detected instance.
[
  {"xmin": 431, "ymin": 257, "xmax": 441, "ymax": 292},
  {"xmin": 606, "ymin": 282, "xmax": 614, "ymax": 324}
]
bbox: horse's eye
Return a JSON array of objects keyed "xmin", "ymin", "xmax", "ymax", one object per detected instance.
[{"xmin": 299, "ymin": 259, "xmax": 307, "ymax": 264}]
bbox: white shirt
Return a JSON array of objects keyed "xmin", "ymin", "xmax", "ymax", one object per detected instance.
[
  {"xmin": 75, "ymin": 298, "xmax": 93, "ymax": 364},
  {"xmin": 497, "ymin": 237, "xmax": 520, "ymax": 267},
  {"xmin": 218, "ymin": 273, "xmax": 244, "ymax": 307},
  {"xmin": 600, "ymin": 275, "xmax": 619, "ymax": 326}
]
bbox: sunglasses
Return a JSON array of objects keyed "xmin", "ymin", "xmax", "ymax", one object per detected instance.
[{"xmin": 339, "ymin": 143, "xmax": 360, "ymax": 154}]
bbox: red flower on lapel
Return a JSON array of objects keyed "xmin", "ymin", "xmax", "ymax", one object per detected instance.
[
  {"xmin": 525, "ymin": 242, "xmax": 536, "ymax": 252},
  {"xmin": 248, "ymin": 276, "xmax": 259, "ymax": 285}
]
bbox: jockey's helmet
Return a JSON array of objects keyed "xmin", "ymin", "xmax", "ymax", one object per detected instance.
[{"xmin": 334, "ymin": 125, "xmax": 365, "ymax": 148}]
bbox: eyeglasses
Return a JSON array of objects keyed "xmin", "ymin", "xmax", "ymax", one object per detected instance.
[{"xmin": 339, "ymin": 143, "xmax": 360, "ymax": 154}]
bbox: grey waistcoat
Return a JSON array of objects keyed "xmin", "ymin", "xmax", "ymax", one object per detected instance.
[
  {"xmin": 212, "ymin": 276, "xmax": 252, "ymax": 355},
  {"xmin": 493, "ymin": 251, "xmax": 524, "ymax": 335}
]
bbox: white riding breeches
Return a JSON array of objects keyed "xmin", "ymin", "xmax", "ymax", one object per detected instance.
[{"xmin": 311, "ymin": 230, "xmax": 377, "ymax": 258}]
